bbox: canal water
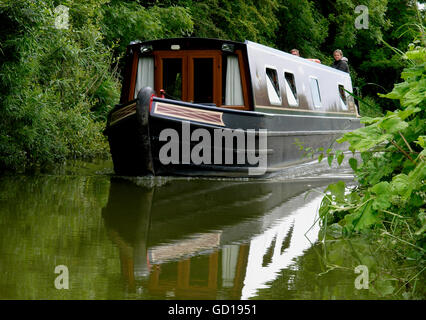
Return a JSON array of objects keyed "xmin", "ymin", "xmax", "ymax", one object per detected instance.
[{"xmin": 0, "ymin": 160, "xmax": 403, "ymax": 299}]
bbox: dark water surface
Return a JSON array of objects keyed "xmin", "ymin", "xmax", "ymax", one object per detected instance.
[{"xmin": 0, "ymin": 160, "xmax": 399, "ymax": 299}]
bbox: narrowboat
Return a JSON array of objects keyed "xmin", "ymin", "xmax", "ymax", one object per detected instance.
[{"xmin": 104, "ymin": 38, "xmax": 361, "ymax": 177}]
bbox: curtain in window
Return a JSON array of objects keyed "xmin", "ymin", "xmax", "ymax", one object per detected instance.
[
  {"xmin": 225, "ymin": 55, "xmax": 244, "ymax": 105},
  {"xmin": 222, "ymin": 245, "xmax": 240, "ymax": 287},
  {"xmin": 134, "ymin": 57, "xmax": 154, "ymax": 99}
]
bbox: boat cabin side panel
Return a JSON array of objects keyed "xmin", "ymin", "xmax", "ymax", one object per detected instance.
[{"xmin": 245, "ymin": 41, "xmax": 357, "ymax": 116}]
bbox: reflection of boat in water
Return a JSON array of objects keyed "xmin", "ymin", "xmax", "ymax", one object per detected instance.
[{"xmin": 101, "ymin": 176, "xmax": 348, "ymax": 299}]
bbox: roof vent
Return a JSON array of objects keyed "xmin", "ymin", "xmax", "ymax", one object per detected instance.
[
  {"xmin": 222, "ymin": 43, "xmax": 235, "ymax": 53},
  {"xmin": 140, "ymin": 45, "xmax": 153, "ymax": 54}
]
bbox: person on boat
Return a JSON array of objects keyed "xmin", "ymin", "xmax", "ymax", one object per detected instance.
[
  {"xmin": 331, "ymin": 49, "xmax": 350, "ymax": 73},
  {"xmin": 307, "ymin": 58, "xmax": 321, "ymax": 64},
  {"xmin": 290, "ymin": 48, "xmax": 300, "ymax": 56},
  {"xmin": 290, "ymin": 48, "xmax": 321, "ymax": 64}
]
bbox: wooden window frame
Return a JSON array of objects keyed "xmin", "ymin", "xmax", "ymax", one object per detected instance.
[
  {"xmin": 142, "ymin": 49, "xmax": 251, "ymax": 111},
  {"xmin": 154, "ymin": 51, "xmax": 189, "ymax": 102},
  {"xmin": 128, "ymin": 50, "xmax": 139, "ymax": 101},
  {"xmin": 221, "ymin": 50, "xmax": 250, "ymax": 111},
  {"xmin": 153, "ymin": 50, "xmax": 221, "ymax": 106},
  {"xmin": 187, "ymin": 50, "xmax": 222, "ymax": 107}
]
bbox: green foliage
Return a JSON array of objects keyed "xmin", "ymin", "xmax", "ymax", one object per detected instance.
[
  {"xmin": 356, "ymin": 0, "xmax": 422, "ymax": 109},
  {"xmin": 0, "ymin": 0, "xmax": 119, "ymax": 171},
  {"xmin": 358, "ymin": 96, "xmax": 384, "ymax": 117},
  {"xmin": 150, "ymin": 0, "xmax": 280, "ymax": 46},
  {"xmin": 0, "ymin": 0, "xmax": 195, "ymax": 172},
  {"xmin": 318, "ymin": 30, "xmax": 425, "ymax": 292},
  {"xmin": 275, "ymin": 0, "xmax": 329, "ymax": 59},
  {"xmin": 101, "ymin": 1, "xmax": 193, "ymax": 56}
]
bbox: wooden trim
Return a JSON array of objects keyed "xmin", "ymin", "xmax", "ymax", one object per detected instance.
[
  {"xmin": 187, "ymin": 51, "xmax": 222, "ymax": 107},
  {"xmin": 154, "ymin": 102, "xmax": 225, "ymax": 126},
  {"xmin": 232, "ymin": 244, "xmax": 249, "ymax": 296},
  {"xmin": 149, "ymin": 49, "xmax": 251, "ymax": 111},
  {"xmin": 154, "ymin": 50, "xmax": 222, "ymax": 106},
  {"xmin": 220, "ymin": 105, "xmax": 248, "ymax": 110},
  {"xmin": 120, "ymin": 51, "xmax": 133, "ymax": 104},
  {"xmin": 256, "ymin": 104, "xmax": 355, "ymax": 115},
  {"xmin": 154, "ymin": 51, "xmax": 191, "ymax": 101},
  {"xmin": 128, "ymin": 51, "xmax": 139, "ymax": 101},
  {"xmin": 109, "ymin": 102, "xmax": 136, "ymax": 126},
  {"xmin": 148, "ymin": 264, "xmax": 161, "ymax": 289},
  {"xmin": 177, "ymin": 259, "xmax": 191, "ymax": 289},
  {"xmin": 207, "ymin": 251, "xmax": 219, "ymax": 289},
  {"xmin": 236, "ymin": 50, "xmax": 250, "ymax": 111}
]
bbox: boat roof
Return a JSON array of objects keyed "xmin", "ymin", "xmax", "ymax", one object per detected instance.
[
  {"xmin": 128, "ymin": 37, "xmax": 246, "ymax": 51},
  {"xmin": 127, "ymin": 37, "xmax": 350, "ymax": 77},
  {"xmin": 245, "ymin": 40, "xmax": 351, "ymax": 77}
]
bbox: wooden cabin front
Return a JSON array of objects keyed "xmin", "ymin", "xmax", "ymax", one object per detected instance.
[
  {"xmin": 119, "ymin": 38, "xmax": 358, "ymax": 117},
  {"xmin": 120, "ymin": 38, "xmax": 253, "ymax": 111}
]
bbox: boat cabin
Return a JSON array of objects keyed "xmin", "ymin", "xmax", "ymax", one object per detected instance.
[{"xmin": 119, "ymin": 38, "xmax": 358, "ymax": 117}]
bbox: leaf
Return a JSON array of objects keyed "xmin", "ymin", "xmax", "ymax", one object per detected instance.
[
  {"xmin": 349, "ymin": 157, "xmax": 358, "ymax": 171},
  {"xmin": 379, "ymin": 116, "xmax": 408, "ymax": 134},
  {"xmin": 414, "ymin": 136, "xmax": 426, "ymax": 148},
  {"xmin": 360, "ymin": 116, "xmax": 381, "ymax": 125},
  {"xmin": 327, "ymin": 223, "xmax": 343, "ymax": 238},
  {"xmin": 391, "ymin": 173, "xmax": 411, "ymax": 196},
  {"xmin": 338, "ymin": 125, "xmax": 392, "ymax": 152},
  {"xmin": 326, "ymin": 181, "xmax": 346, "ymax": 203},
  {"xmin": 372, "ymin": 196, "xmax": 392, "ymax": 211},
  {"xmin": 371, "ymin": 181, "xmax": 391, "ymax": 195},
  {"xmin": 396, "ymin": 106, "xmax": 421, "ymax": 120},
  {"xmin": 354, "ymin": 201, "xmax": 380, "ymax": 231},
  {"xmin": 337, "ymin": 152, "xmax": 344, "ymax": 166},
  {"xmin": 327, "ymin": 154, "xmax": 334, "ymax": 166},
  {"xmin": 318, "ymin": 153, "xmax": 324, "ymax": 163}
]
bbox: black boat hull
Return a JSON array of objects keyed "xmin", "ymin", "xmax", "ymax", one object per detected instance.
[{"xmin": 105, "ymin": 88, "xmax": 361, "ymax": 177}]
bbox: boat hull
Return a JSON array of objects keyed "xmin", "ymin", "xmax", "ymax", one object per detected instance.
[{"xmin": 105, "ymin": 88, "xmax": 361, "ymax": 177}]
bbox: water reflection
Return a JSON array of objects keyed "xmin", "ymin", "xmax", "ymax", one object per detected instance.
[
  {"xmin": 102, "ymin": 177, "xmax": 338, "ymax": 299},
  {"xmin": 1, "ymin": 165, "xmax": 390, "ymax": 300}
]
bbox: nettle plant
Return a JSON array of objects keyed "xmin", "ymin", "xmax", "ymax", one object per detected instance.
[{"xmin": 318, "ymin": 33, "xmax": 425, "ymax": 257}]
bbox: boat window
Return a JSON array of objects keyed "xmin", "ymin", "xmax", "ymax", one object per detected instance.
[
  {"xmin": 223, "ymin": 55, "xmax": 244, "ymax": 105},
  {"xmin": 338, "ymin": 84, "xmax": 348, "ymax": 110},
  {"xmin": 266, "ymin": 67, "xmax": 281, "ymax": 105},
  {"xmin": 193, "ymin": 58, "xmax": 213, "ymax": 103},
  {"xmin": 134, "ymin": 56, "xmax": 154, "ymax": 99},
  {"xmin": 309, "ymin": 77, "xmax": 322, "ymax": 108},
  {"xmin": 284, "ymin": 72, "xmax": 298, "ymax": 107},
  {"xmin": 163, "ymin": 58, "xmax": 183, "ymax": 100}
]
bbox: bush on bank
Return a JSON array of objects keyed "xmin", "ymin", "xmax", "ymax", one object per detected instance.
[
  {"xmin": 0, "ymin": 0, "xmax": 193, "ymax": 172},
  {"xmin": 318, "ymin": 27, "xmax": 425, "ymax": 297}
]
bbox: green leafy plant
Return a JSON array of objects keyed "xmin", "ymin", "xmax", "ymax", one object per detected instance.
[{"xmin": 317, "ymin": 24, "xmax": 425, "ymax": 298}]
